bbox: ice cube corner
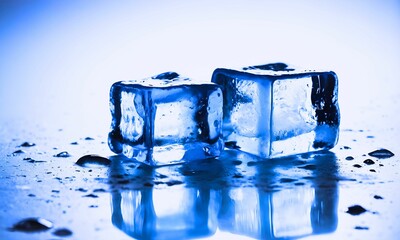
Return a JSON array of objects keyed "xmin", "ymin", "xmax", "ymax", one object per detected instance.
[
  {"xmin": 211, "ymin": 63, "xmax": 340, "ymax": 158},
  {"xmin": 108, "ymin": 72, "xmax": 224, "ymax": 166}
]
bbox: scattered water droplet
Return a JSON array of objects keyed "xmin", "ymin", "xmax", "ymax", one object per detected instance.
[
  {"xmin": 9, "ymin": 218, "xmax": 53, "ymax": 232},
  {"xmin": 343, "ymin": 146, "xmax": 351, "ymax": 149},
  {"xmin": 345, "ymin": 156, "xmax": 354, "ymax": 160},
  {"xmin": 53, "ymin": 228, "xmax": 73, "ymax": 237},
  {"xmin": 75, "ymin": 188, "xmax": 88, "ymax": 192},
  {"xmin": 23, "ymin": 157, "xmax": 46, "ymax": 163},
  {"xmin": 353, "ymin": 164, "xmax": 362, "ymax": 168},
  {"xmin": 84, "ymin": 137, "xmax": 94, "ymax": 140},
  {"xmin": 368, "ymin": 149, "xmax": 394, "ymax": 159},
  {"xmin": 346, "ymin": 205, "xmax": 367, "ymax": 215},
  {"xmin": 70, "ymin": 142, "xmax": 79, "ymax": 145},
  {"xmin": 374, "ymin": 195, "xmax": 383, "ymax": 200},
  {"xmin": 12, "ymin": 150, "xmax": 26, "ymax": 156},
  {"xmin": 83, "ymin": 194, "xmax": 98, "ymax": 198},
  {"xmin": 363, "ymin": 159, "xmax": 375, "ymax": 165},
  {"xmin": 76, "ymin": 154, "xmax": 111, "ymax": 167},
  {"xmin": 54, "ymin": 151, "xmax": 71, "ymax": 158},
  {"xmin": 20, "ymin": 142, "xmax": 36, "ymax": 147},
  {"xmin": 354, "ymin": 226, "xmax": 369, "ymax": 230},
  {"xmin": 93, "ymin": 188, "xmax": 106, "ymax": 193}
]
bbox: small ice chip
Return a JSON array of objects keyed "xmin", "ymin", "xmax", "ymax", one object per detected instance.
[
  {"xmin": 211, "ymin": 63, "xmax": 340, "ymax": 158},
  {"xmin": 109, "ymin": 72, "xmax": 223, "ymax": 166}
]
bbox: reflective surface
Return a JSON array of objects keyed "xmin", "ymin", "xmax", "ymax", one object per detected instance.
[
  {"xmin": 110, "ymin": 152, "xmax": 340, "ymax": 239},
  {"xmin": 1, "ymin": 1, "xmax": 400, "ymax": 239}
]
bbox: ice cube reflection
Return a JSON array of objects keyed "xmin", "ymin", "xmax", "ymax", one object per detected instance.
[{"xmin": 110, "ymin": 152, "xmax": 339, "ymax": 239}]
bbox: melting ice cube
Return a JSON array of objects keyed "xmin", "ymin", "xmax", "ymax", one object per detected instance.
[
  {"xmin": 109, "ymin": 72, "xmax": 223, "ymax": 166},
  {"xmin": 211, "ymin": 63, "xmax": 340, "ymax": 158}
]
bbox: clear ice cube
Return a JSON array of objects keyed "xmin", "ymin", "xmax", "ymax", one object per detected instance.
[
  {"xmin": 109, "ymin": 72, "xmax": 223, "ymax": 166},
  {"xmin": 211, "ymin": 63, "xmax": 340, "ymax": 158}
]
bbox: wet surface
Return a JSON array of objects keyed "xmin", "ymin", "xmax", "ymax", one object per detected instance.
[{"xmin": 1, "ymin": 117, "xmax": 400, "ymax": 240}]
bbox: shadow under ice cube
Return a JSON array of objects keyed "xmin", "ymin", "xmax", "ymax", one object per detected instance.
[
  {"xmin": 109, "ymin": 72, "xmax": 223, "ymax": 166},
  {"xmin": 211, "ymin": 63, "xmax": 340, "ymax": 158}
]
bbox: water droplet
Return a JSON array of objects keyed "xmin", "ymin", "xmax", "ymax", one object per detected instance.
[
  {"xmin": 243, "ymin": 62, "xmax": 294, "ymax": 71},
  {"xmin": 152, "ymin": 71, "xmax": 179, "ymax": 80},
  {"xmin": 20, "ymin": 142, "xmax": 36, "ymax": 147},
  {"xmin": 12, "ymin": 150, "xmax": 25, "ymax": 156},
  {"xmin": 343, "ymin": 146, "xmax": 351, "ymax": 149},
  {"xmin": 354, "ymin": 226, "xmax": 369, "ymax": 230},
  {"xmin": 53, "ymin": 228, "xmax": 73, "ymax": 237},
  {"xmin": 368, "ymin": 149, "xmax": 394, "ymax": 159},
  {"xmin": 84, "ymin": 137, "xmax": 94, "ymax": 140},
  {"xmin": 346, "ymin": 205, "xmax": 367, "ymax": 215},
  {"xmin": 54, "ymin": 151, "xmax": 71, "ymax": 158},
  {"xmin": 9, "ymin": 218, "xmax": 53, "ymax": 232},
  {"xmin": 70, "ymin": 142, "xmax": 78, "ymax": 145},
  {"xmin": 93, "ymin": 188, "xmax": 107, "ymax": 193},
  {"xmin": 23, "ymin": 157, "xmax": 46, "ymax": 163},
  {"xmin": 353, "ymin": 164, "xmax": 362, "ymax": 168},
  {"xmin": 76, "ymin": 154, "xmax": 111, "ymax": 167},
  {"xmin": 345, "ymin": 156, "xmax": 354, "ymax": 160},
  {"xmin": 373, "ymin": 195, "xmax": 383, "ymax": 200},
  {"xmin": 363, "ymin": 159, "xmax": 375, "ymax": 165},
  {"xmin": 83, "ymin": 194, "xmax": 98, "ymax": 198},
  {"xmin": 75, "ymin": 188, "xmax": 88, "ymax": 192}
]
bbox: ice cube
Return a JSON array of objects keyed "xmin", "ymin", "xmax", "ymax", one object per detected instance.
[
  {"xmin": 211, "ymin": 63, "xmax": 340, "ymax": 158},
  {"xmin": 109, "ymin": 72, "xmax": 223, "ymax": 166}
]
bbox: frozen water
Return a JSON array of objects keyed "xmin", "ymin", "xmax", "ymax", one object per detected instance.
[
  {"xmin": 109, "ymin": 72, "xmax": 223, "ymax": 166},
  {"xmin": 211, "ymin": 63, "xmax": 340, "ymax": 158}
]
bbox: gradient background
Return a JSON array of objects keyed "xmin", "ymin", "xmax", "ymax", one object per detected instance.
[{"xmin": 1, "ymin": 0, "xmax": 399, "ymax": 135}]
